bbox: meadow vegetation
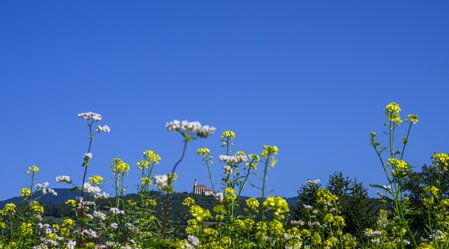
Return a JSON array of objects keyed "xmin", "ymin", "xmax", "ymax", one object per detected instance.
[{"xmin": 0, "ymin": 103, "xmax": 448, "ymax": 248}]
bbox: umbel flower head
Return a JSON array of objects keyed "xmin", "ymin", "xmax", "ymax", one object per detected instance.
[
  {"xmin": 78, "ymin": 112, "xmax": 102, "ymax": 122},
  {"xmin": 165, "ymin": 120, "xmax": 215, "ymax": 139}
]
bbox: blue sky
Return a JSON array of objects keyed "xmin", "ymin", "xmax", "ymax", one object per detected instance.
[{"xmin": 0, "ymin": 1, "xmax": 448, "ymax": 199}]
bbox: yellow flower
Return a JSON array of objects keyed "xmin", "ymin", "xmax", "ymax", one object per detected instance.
[
  {"xmin": 388, "ymin": 158, "xmax": 410, "ymax": 176},
  {"xmin": 112, "ymin": 158, "xmax": 130, "ymax": 174},
  {"xmin": 269, "ymin": 219, "xmax": 284, "ymax": 237},
  {"xmin": 221, "ymin": 130, "xmax": 236, "ymax": 140},
  {"xmin": 27, "ymin": 165, "xmax": 39, "ymax": 175},
  {"xmin": 385, "ymin": 102, "xmax": 402, "ymax": 123},
  {"xmin": 423, "ymin": 185, "xmax": 439, "ymax": 196},
  {"xmin": 247, "ymin": 154, "xmax": 260, "ymax": 169},
  {"xmin": 432, "ymin": 152, "xmax": 449, "ymax": 171},
  {"xmin": 31, "ymin": 201, "xmax": 44, "ymax": 214},
  {"xmin": 65, "ymin": 199, "xmax": 76, "ymax": 207},
  {"xmin": 3, "ymin": 203, "xmax": 16, "ymax": 215},
  {"xmin": 21, "ymin": 188, "xmax": 32, "ymax": 198},
  {"xmin": 406, "ymin": 114, "xmax": 419, "ymax": 124},
  {"xmin": 261, "ymin": 145, "xmax": 279, "ymax": 158},
  {"xmin": 19, "ymin": 222, "xmax": 33, "ymax": 236},
  {"xmin": 224, "ymin": 188, "xmax": 237, "ymax": 203},
  {"xmin": 62, "ymin": 218, "xmax": 75, "ymax": 227},
  {"xmin": 141, "ymin": 177, "xmax": 152, "ymax": 186},
  {"xmin": 245, "ymin": 198, "xmax": 260, "ymax": 213},
  {"xmin": 183, "ymin": 197, "xmax": 195, "ymax": 207},
  {"xmin": 197, "ymin": 147, "xmax": 211, "ymax": 158},
  {"xmin": 189, "ymin": 205, "xmax": 212, "ymax": 222},
  {"xmin": 263, "ymin": 196, "xmax": 289, "ymax": 220},
  {"xmin": 88, "ymin": 175, "xmax": 103, "ymax": 184},
  {"xmin": 143, "ymin": 150, "xmax": 161, "ymax": 164}
]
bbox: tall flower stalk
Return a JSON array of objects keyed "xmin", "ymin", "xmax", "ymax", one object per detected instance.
[
  {"xmin": 158, "ymin": 120, "xmax": 215, "ymax": 240},
  {"xmin": 259, "ymin": 145, "xmax": 279, "ymax": 221},
  {"xmin": 76, "ymin": 112, "xmax": 110, "ymax": 245},
  {"xmin": 370, "ymin": 102, "xmax": 418, "ymax": 248}
]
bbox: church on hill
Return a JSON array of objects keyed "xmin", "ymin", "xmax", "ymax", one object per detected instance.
[{"xmin": 193, "ymin": 179, "xmax": 214, "ymax": 196}]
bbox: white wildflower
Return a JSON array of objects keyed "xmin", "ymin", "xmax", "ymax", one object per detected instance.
[
  {"xmin": 56, "ymin": 175, "xmax": 72, "ymax": 184},
  {"xmin": 84, "ymin": 152, "xmax": 93, "ymax": 160},
  {"xmin": 78, "ymin": 112, "xmax": 102, "ymax": 122},
  {"xmin": 223, "ymin": 165, "xmax": 232, "ymax": 175},
  {"xmin": 154, "ymin": 174, "xmax": 169, "ymax": 191},
  {"xmin": 96, "ymin": 124, "xmax": 111, "ymax": 133},
  {"xmin": 187, "ymin": 235, "xmax": 199, "ymax": 246},
  {"xmin": 83, "ymin": 182, "xmax": 101, "ymax": 194},
  {"xmin": 93, "ymin": 211, "xmax": 107, "ymax": 221},
  {"xmin": 110, "ymin": 207, "xmax": 124, "ymax": 215},
  {"xmin": 306, "ymin": 179, "xmax": 321, "ymax": 185},
  {"xmin": 218, "ymin": 155, "xmax": 247, "ymax": 164},
  {"xmin": 214, "ymin": 192, "xmax": 224, "ymax": 202}
]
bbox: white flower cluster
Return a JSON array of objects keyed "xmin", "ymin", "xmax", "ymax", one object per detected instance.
[
  {"xmin": 84, "ymin": 152, "xmax": 93, "ymax": 160},
  {"xmin": 35, "ymin": 182, "xmax": 57, "ymax": 196},
  {"xmin": 95, "ymin": 192, "xmax": 110, "ymax": 199},
  {"xmin": 78, "ymin": 112, "xmax": 102, "ymax": 122},
  {"xmin": 290, "ymin": 220, "xmax": 305, "ymax": 226},
  {"xmin": 96, "ymin": 124, "xmax": 111, "ymax": 133},
  {"xmin": 223, "ymin": 165, "xmax": 232, "ymax": 175},
  {"xmin": 93, "ymin": 211, "xmax": 107, "ymax": 221},
  {"xmin": 214, "ymin": 192, "xmax": 224, "ymax": 202},
  {"xmin": 83, "ymin": 182, "xmax": 101, "ymax": 194},
  {"xmin": 429, "ymin": 230, "xmax": 444, "ymax": 240},
  {"xmin": 364, "ymin": 230, "xmax": 382, "ymax": 237},
  {"xmin": 179, "ymin": 235, "xmax": 199, "ymax": 249},
  {"xmin": 56, "ymin": 175, "xmax": 72, "ymax": 184},
  {"xmin": 66, "ymin": 241, "xmax": 76, "ymax": 249},
  {"xmin": 187, "ymin": 235, "xmax": 199, "ymax": 246},
  {"xmin": 154, "ymin": 174, "xmax": 169, "ymax": 191},
  {"xmin": 110, "ymin": 207, "xmax": 125, "ymax": 215},
  {"xmin": 165, "ymin": 120, "xmax": 215, "ymax": 138},
  {"xmin": 80, "ymin": 228, "xmax": 98, "ymax": 238},
  {"xmin": 306, "ymin": 179, "xmax": 321, "ymax": 185},
  {"xmin": 218, "ymin": 155, "xmax": 247, "ymax": 164}
]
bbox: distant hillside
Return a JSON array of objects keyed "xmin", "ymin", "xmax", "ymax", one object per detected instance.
[
  {"xmin": 1, "ymin": 188, "xmax": 297, "ymax": 208},
  {"xmin": 1, "ymin": 188, "xmax": 298, "ymax": 219},
  {"xmin": 0, "ymin": 188, "xmax": 81, "ymax": 208}
]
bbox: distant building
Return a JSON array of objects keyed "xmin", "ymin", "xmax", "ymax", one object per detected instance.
[{"xmin": 193, "ymin": 179, "xmax": 214, "ymax": 195}]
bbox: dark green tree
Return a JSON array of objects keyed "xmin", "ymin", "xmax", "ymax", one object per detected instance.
[{"xmin": 294, "ymin": 172, "xmax": 377, "ymax": 239}]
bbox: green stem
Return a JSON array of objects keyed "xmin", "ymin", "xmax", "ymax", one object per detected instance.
[
  {"xmin": 237, "ymin": 162, "xmax": 254, "ymax": 198},
  {"xmin": 400, "ymin": 122, "xmax": 413, "ymax": 160},
  {"xmin": 160, "ymin": 139, "xmax": 189, "ymax": 239},
  {"xmin": 206, "ymin": 162, "xmax": 216, "ymax": 193},
  {"xmin": 260, "ymin": 154, "xmax": 271, "ymax": 221}
]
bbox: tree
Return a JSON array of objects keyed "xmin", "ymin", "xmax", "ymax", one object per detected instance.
[{"xmin": 293, "ymin": 172, "xmax": 377, "ymax": 239}]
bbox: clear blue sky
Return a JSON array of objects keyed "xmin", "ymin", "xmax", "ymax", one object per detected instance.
[{"xmin": 1, "ymin": 1, "xmax": 448, "ymax": 200}]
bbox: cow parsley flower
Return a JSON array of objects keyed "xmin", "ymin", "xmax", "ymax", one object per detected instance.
[
  {"xmin": 306, "ymin": 179, "xmax": 321, "ymax": 185},
  {"xmin": 187, "ymin": 235, "xmax": 199, "ymax": 246},
  {"xmin": 165, "ymin": 120, "xmax": 215, "ymax": 138},
  {"xmin": 83, "ymin": 182, "xmax": 101, "ymax": 194},
  {"xmin": 96, "ymin": 125, "xmax": 111, "ymax": 133},
  {"xmin": 154, "ymin": 174, "xmax": 169, "ymax": 191},
  {"xmin": 218, "ymin": 155, "xmax": 247, "ymax": 164},
  {"xmin": 110, "ymin": 208, "xmax": 125, "ymax": 215},
  {"xmin": 56, "ymin": 175, "xmax": 72, "ymax": 184},
  {"xmin": 84, "ymin": 153, "xmax": 93, "ymax": 161},
  {"xmin": 78, "ymin": 112, "xmax": 102, "ymax": 122},
  {"xmin": 223, "ymin": 165, "xmax": 232, "ymax": 175}
]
